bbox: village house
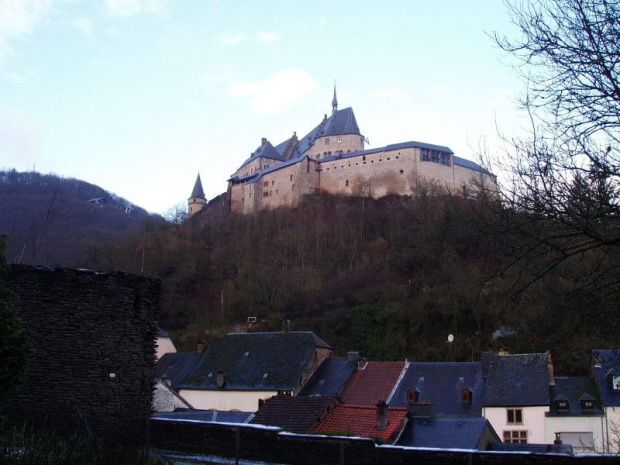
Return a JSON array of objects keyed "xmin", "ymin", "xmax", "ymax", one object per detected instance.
[
  {"xmin": 176, "ymin": 331, "xmax": 332, "ymax": 411},
  {"xmin": 592, "ymin": 349, "xmax": 620, "ymax": 452},
  {"xmin": 188, "ymin": 88, "xmax": 497, "ymax": 216}
]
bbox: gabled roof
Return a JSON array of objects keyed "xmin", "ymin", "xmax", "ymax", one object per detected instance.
[
  {"xmin": 339, "ymin": 362, "xmax": 406, "ymax": 405},
  {"xmin": 312, "ymin": 404, "xmax": 408, "ymax": 444},
  {"xmin": 592, "ymin": 349, "xmax": 620, "ymax": 407},
  {"xmin": 178, "ymin": 332, "xmax": 331, "ymax": 391},
  {"xmin": 237, "ymin": 139, "xmax": 287, "ymax": 170},
  {"xmin": 298, "ymin": 357, "xmax": 357, "ymax": 397},
  {"xmin": 547, "ymin": 377, "xmax": 602, "ymax": 416},
  {"xmin": 482, "ymin": 353, "xmax": 550, "ymax": 407},
  {"xmin": 189, "ymin": 173, "xmax": 206, "ymax": 199},
  {"xmin": 390, "ymin": 362, "xmax": 484, "ymax": 416},
  {"xmin": 250, "ymin": 395, "xmax": 338, "ymax": 433},
  {"xmin": 292, "ymin": 107, "xmax": 361, "ymax": 158},
  {"xmin": 155, "ymin": 351, "xmax": 206, "ymax": 389},
  {"xmin": 151, "ymin": 409, "xmax": 252, "ymax": 424},
  {"xmin": 397, "ymin": 417, "xmax": 500, "ymax": 450}
]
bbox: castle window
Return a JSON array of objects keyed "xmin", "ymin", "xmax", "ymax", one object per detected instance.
[
  {"xmin": 441, "ymin": 153, "xmax": 451, "ymax": 166},
  {"xmin": 290, "ymin": 175, "xmax": 293, "ymax": 181},
  {"xmin": 263, "ymin": 181, "xmax": 269, "ymax": 187},
  {"xmin": 363, "ymin": 155, "xmax": 366, "ymax": 161},
  {"xmin": 263, "ymin": 192, "xmax": 269, "ymax": 198},
  {"xmin": 379, "ymin": 159, "xmax": 382, "ymax": 162},
  {"xmin": 360, "ymin": 136, "xmax": 364, "ymax": 144},
  {"xmin": 325, "ymin": 138, "xmax": 330, "ymax": 145},
  {"xmin": 272, "ymin": 180, "xmax": 275, "ymax": 186},
  {"xmin": 345, "ymin": 180, "xmax": 349, "ymax": 187},
  {"xmin": 292, "ymin": 184, "xmax": 295, "ymax": 190},
  {"xmin": 399, "ymin": 170, "xmax": 404, "ymax": 174},
  {"xmin": 387, "ymin": 158, "xmax": 390, "ymax": 160},
  {"xmin": 337, "ymin": 137, "xmax": 342, "ymax": 144}
]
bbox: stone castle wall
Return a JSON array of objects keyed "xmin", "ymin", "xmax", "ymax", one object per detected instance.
[
  {"xmin": 2, "ymin": 265, "xmax": 160, "ymax": 445},
  {"xmin": 309, "ymin": 134, "xmax": 365, "ymax": 160}
]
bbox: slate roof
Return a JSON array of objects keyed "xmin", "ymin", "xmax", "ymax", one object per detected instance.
[
  {"xmin": 249, "ymin": 395, "xmax": 338, "ymax": 433},
  {"xmin": 313, "ymin": 404, "xmax": 408, "ymax": 444},
  {"xmin": 292, "ymin": 107, "xmax": 361, "ymax": 158},
  {"xmin": 151, "ymin": 410, "xmax": 252, "ymax": 424},
  {"xmin": 157, "ymin": 326, "xmax": 170, "ymax": 338},
  {"xmin": 155, "ymin": 351, "xmax": 206, "ymax": 390},
  {"xmin": 547, "ymin": 377, "xmax": 602, "ymax": 416},
  {"xmin": 189, "ymin": 173, "xmax": 206, "ymax": 199},
  {"xmin": 487, "ymin": 442, "xmax": 573, "ymax": 455},
  {"xmin": 390, "ymin": 362, "xmax": 484, "ymax": 416},
  {"xmin": 592, "ymin": 349, "xmax": 620, "ymax": 407},
  {"xmin": 397, "ymin": 417, "xmax": 500, "ymax": 450},
  {"xmin": 339, "ymin": 362, "xmax": 406, "ymax": 405},
  {"xmin": 482, "ymin": 353, "xmax": 550, "ymax": 407},
  {"xmin": 237, "ymin": 139, "xmax": 287, "ymax": 169},
  {"xmin": 297, "ymin": 357, "xmax": 356, "ymax": 397},
  {"xmin": 178, "ymin": 332, "xmax": 332, "ymax": 391}
]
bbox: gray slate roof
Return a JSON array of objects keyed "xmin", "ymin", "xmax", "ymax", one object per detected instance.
[
  {"xmin": 151, "ymin": 410, "xmax": 252, "ymax": 424},
  {"xmin": 189, "ymin": 173, "xmax": 206, "ymax": 199},
  {"xmin": 548, "ymin": 376, "xmax": 602, "ymax": 416},
  {"xmin": 397, "ymin": 417, "xmax": 499, "ymax": 450},
  {"xmin": 178, "ymin": 332, "xmax": 331, "ymax": 391},
  {"xmin": 390, "ymin": 362, "xmax": 484, "ymax": 416},
  {"xmin": 482, "ymin": 353, "xmax": 550, "ymax": 407},
  {"xmin": 592, "ymin": 349, "xmax": 620, "ymax": 407},
  {"xmin": 155, "ymin": 351, "xmax": 206, "ymax": 389},
  {"xmin": 297, "ymin": 357, "xmax": 357, "ymax": 397},
  {"xmin": 250, "ymin": 395, "xmax": 338, "ymax": 433}
]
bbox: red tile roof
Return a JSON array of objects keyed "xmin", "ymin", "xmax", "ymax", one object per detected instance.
[
  {"xmin": 313, "ymin": 404, "xmax": 408, "ymax": 444},
  {"xmin": 339, "ymin": 362, "xmax": 405, "ymax": 405}
]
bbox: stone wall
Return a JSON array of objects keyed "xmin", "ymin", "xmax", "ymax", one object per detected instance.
[
  {"xmin": 2, "ymin": 265, "xmax": 160, "ymax": 445},
  {"xmin": 151, "ymin": 419, "xmax": 613, "ymax": 465},
  {"xmin": 309, "ymin": 134, "xmax": 365, "ymax": 159}
]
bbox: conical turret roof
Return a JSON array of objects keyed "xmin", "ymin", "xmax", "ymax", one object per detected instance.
[{"xmin": 189, "ymin": 173, "xmax": 206, "ymax": 199}]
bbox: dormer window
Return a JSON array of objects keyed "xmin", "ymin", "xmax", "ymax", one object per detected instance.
[
  {"xmin": 555, "ymin": 399, "xmax": 569, "ymax": 413},
  {"xmin": 461, "ymin": 388, "xmax": 472, "ymax": 404},
  {"xmin": 407, "ymin": 388, "xmax": 420, "ymax": 404},
  {"xmin": 337, "ymin": 137, "xmax": 342, "ymax": 144},
  {"xmin": 581, "ymin": 399, "xmax": 595, "ymax": 411}
]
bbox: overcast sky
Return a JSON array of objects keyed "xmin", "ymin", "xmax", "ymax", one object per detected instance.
[{"xmin": 0, "ymin": 0, "xmax": 528, "ymax": 214}]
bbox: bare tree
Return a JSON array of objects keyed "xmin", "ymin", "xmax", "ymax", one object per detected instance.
[{"xmin": 475, "ymin": 0, "xmax": 620, "ymax": 345}]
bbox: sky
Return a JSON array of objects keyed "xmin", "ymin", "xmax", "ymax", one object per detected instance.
[{"xmin": 0, "ymin": 0, "xmax": 529, "ymax": 214}]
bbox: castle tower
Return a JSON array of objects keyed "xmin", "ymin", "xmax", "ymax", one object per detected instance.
[
  {"xmin": 188, "ymin": 173, "xmax": 207, "ymax": 217},
  {"xmin": 332, "ymin": 83, "xmax": 338, "ymax": 115}
]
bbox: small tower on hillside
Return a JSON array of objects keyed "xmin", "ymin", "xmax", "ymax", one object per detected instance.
[{"xmin": 188, "ymin": 173, "xmax": 207, "ymax": 217}]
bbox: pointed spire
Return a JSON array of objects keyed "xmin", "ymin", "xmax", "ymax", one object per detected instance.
[
  {"xmin": 332, "ymin": 82, "xmax": 338, "ymax": 115},
  {"xmin": 190, "ymin": 173, "xmax": 206, "ymax": 199}
]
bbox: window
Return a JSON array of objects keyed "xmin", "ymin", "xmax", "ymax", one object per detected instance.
[
  {"xmin": 507, "ymin": 408, "xmax": 523, "ymax": 424},
  {"xmin": 263, "ymin": 181, "xmax": 269, "ymax": 187},
  {"xmin": 263, "ymin": 192, "xmax": 269, "ymax": 198},
  {"xmin": 555, "ymin": 400, "xmax": 569, "ymax": 413},
  {"xmin": 399, "ymin": 170, "xmax": 404, "ymax": 174},
  {"xmin": 503, "ymin": 430, "xmax": 527, "ymax": 444},
  {"xmin": 362, "ymin": 155, "xmax": 366, "ymax": 161},
  {"xmin": 290, "ymin": 175, "xmax": 293, "ymax": 181},
  {"xmin": 581, "ymin": 399, "xmax": 595, "ymax": 411},
  {"xmin": 337, "ymin": 137, "xmax": 342, "ymax": 144},
  {"xmin": 441, "ymin": 153, "xmax": 451, "ymax": 166},
  {"xmin": 271, "ymin": 180, "xmax": 274, "ymax": 186},
  {"xmin": 325, "ymin": 138, "xmax": 330, "ymax": 145},
  {"xmin": 461, "ymin": 389, "xmax": 472, "ymax": 404},
  {"xmin": 345, "ymin": 180, "xmax": 349, "ymax": 187},
  {"xmin": 407, "ymin": 389, "xmax": 420, "ymax": 404}
]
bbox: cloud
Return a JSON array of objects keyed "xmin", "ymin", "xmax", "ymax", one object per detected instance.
[
  {"xmin": 227, "ymin": 68, "xmax": 318, "ymax": 115},
  {"xmin": 216, "ymin": 32, "xmax": 246, "ymax": 46},
  {"xmin": 0, "ymin": 0, "xmax": 52, "ymax": 60},
  {"xmin": 257, "ymin": 32, "xmax": 280, "ymax": 43},
  {"xmin": 71, "ymin": 16, "xmax": 93, "ymax": 36},
  {"xmin": 372, "ymin": 88, "xmax": 411, "ymax": 100},
  {"xmin": 104, "ymin": 0, "xmax": 167, "ymax": 18}
]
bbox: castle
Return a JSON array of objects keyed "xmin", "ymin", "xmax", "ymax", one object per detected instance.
[{"xmin": 188, "ymin": 88, "xmax": 497, "ymax": 216}]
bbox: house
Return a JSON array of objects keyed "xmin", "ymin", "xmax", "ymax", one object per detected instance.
[
  {"xmin": 313, "ymin": 402, "xmax": 408, "ymax": 444},
  {"xmin": 544, "ymin": 376, "xmax": 604, "ymax": 451},
  {"xmin": 397, "ymin": 417, "xmax": 500, "ymax": 450},
  {"xmin": 338, "ymin": 361, "xmax": 406, "ymax": 405},
  {"xmin": 482, "ymin": 351, "xmax": 552, "ymax": 445},
  {"xmin": 177, "ymin": 331, "xmax": 332, "ymax": 411},
  {"xmin": 389, "ymin": 362, "xmax": 484, "ymax": 417},
  {"xmin": 297, "ymin": 354, "xmax": 357, "ymax": 397},
  {"xmin": 592, "ymin": 349, "xmax": 620, "ymax": 452},
  {"xmin": 250, "ymin": 395, "xmax": 338, "ymax": 433},
  {"xmin": 191, "ymin": 89, "xmax": 497, "ymax": 217},
  {"xmin": 155, "ymin": 326, "xmax": 177, "ymax": 361},
  {"xmin": 153, "ymin": 342, "xmax": 207, "ymax": 412}
]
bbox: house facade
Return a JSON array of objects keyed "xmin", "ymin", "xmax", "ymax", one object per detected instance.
[{"xmin": 592, "ymin": 349, "xmax": 620, "ymax": 452}]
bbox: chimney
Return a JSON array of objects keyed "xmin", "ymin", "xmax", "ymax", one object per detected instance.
[
  {"xmin": 283, "ymin": 319, "xmax": 291, "ymax": 333},
  {"xmin": 375, "ymin": 401, "xmax": 388, "ymax": 430},
  {"xmin": 554, "ymin": 432, "xmax": 563, "ymax": 445},
  {"xmin": 347, "ymin": 351, "xmax": 360, "ymax": 363},
  {"xmin": 216, "ymin": 371, "xmax": 226, "ymax": 389},
  {"xmin": 547, "ymin": 349, "xmax": 555, "ymax": 386},
  {"xmin": 261, "ymin": 137, "xmax": 267, "ymax": 145},
  {"xmin": 197, "ymin": 341, "xmax": 206, "ymax": 354},
  {"xmin": 498, "ymin": 347, "xmax": 509, "ymax": 356}
]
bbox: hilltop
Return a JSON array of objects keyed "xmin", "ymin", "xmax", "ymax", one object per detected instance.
[{"xmin": 0, "ymin": 169, "xmax": 152, "ymax": 267}]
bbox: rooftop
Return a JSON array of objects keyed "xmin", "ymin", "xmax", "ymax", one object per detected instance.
[
  {"xmin": 250, "ymin": 395, "xmax": 338, "ymax": 433},
  {"xmin": 298, "ymin": 357, "xmax": 357, "ymax": 397},
  {"xmin": 339, "ymin": 362, "xmax": 406, "ymax": 405},
  {"xmin": 397, "ymin": 417, "xmax": 499, "ymax": 450}
]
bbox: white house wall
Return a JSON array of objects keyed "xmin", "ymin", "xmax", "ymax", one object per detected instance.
[
  {"xmin": 179, "ymin": 389, "xmax": 278, "ymax": 412},
  {"xmin": 483, "ymin": 406, "xmax": 549, "ymax": 444},
  {"xmin": 545, "ymin": 415, "xmax": 604, "ymax": 452}
]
